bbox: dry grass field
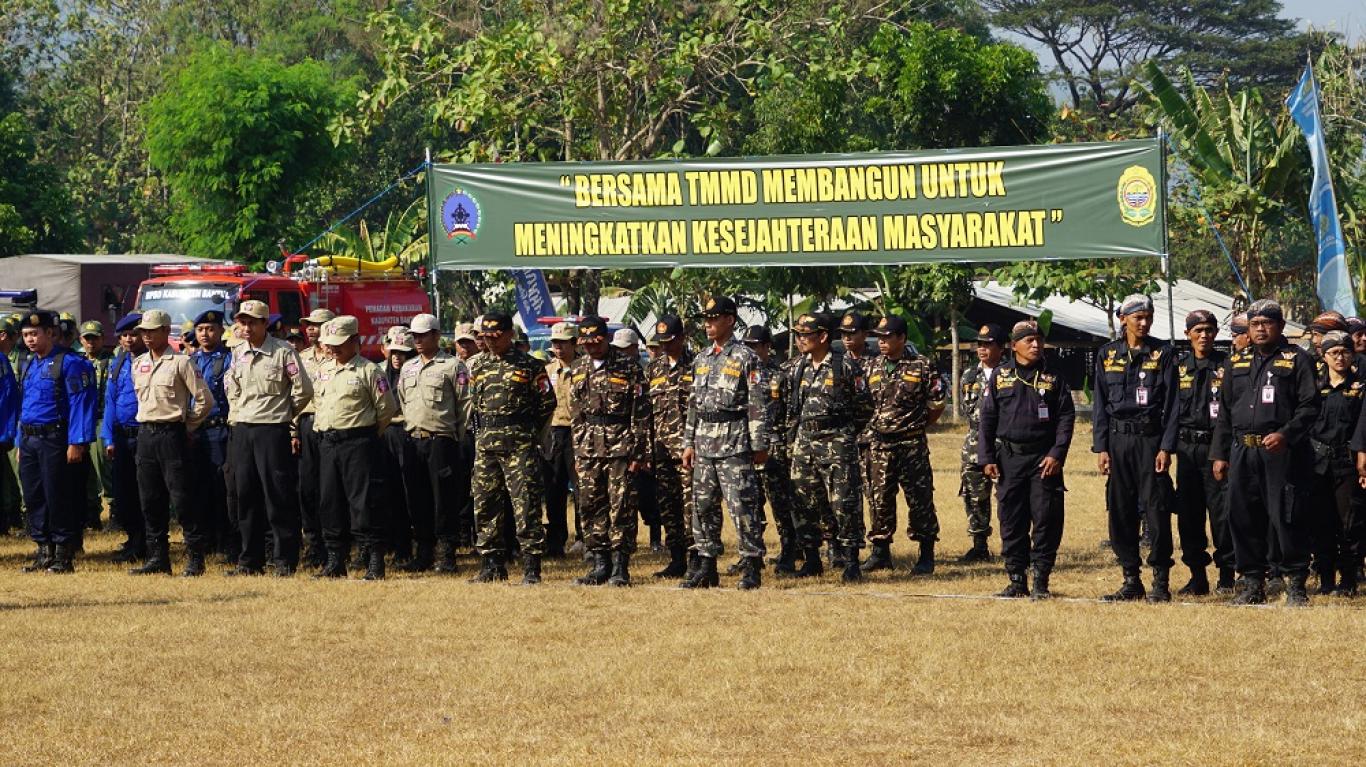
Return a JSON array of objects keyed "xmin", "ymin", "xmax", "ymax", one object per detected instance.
[{"xmin": 3, "ymin": 422, "xmax": 1365, "ymax": 766}]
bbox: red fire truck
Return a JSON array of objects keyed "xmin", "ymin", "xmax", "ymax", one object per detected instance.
[{"xmin": 133, "ymin": 256, "xmax": 431, "ymax": 359}]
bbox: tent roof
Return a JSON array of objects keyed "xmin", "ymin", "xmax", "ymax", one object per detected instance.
[{"xmin": 19, "ymin": 253, "xmax": 212, "ymax": 264}]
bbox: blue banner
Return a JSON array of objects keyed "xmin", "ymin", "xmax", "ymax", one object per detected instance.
[
  {"xmin": 511, "ymin": 268, "xmax": 555, "ymax": 331},
  {"xmin": 1287, "ymin": 63, "xmax": 1356, "ymax": 316}
]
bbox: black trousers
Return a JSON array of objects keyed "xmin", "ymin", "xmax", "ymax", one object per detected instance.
[
  {"xmin": 996, "ymin": 445, "xmax": 1065, "ymax": 575},
  {"xmin": 1309, "ymin": 467, "xmax": 1361, "ymax": 579},
  {"xmin": 231, "ymin": 423, "xmax": 301, "ymax": 568},
  {"xmin": 190, "ymin": 424, "xmax": 234, "ymax": 557},
  {"xmin": 110, "ymin": 428, "xmax": 144, "ymax": 554},
  {"xmin": 543, "ymin": 425, "xmax": 575, "ymax": 553},
  {"xmin": 380, "ymin": 424, "xmax": 414, "ymax": 555},
  {"xmin": 136, "ymin": 423, "xmax": 206, "ymax": 551},
  {"xmin": 19, "ymin": 431, "xmax": 84, "ymax": 547},
  {"xmin": 297, "ymin": 414, "xmax": 326, "ymax": 552},
  {"xmin": 404, "ymin": 433, "xmax": 461, "ymax": 547},
  {"xmin": 1105, "ymin": 429, "xmax": 1174, "ymax": 571},
  {"xmin": 1174, "ymin": 438, "xmax": 1233, "ymax": 570},
  {"xmin": 319, "ymin": 430, "xmax": 384, "ymax": 551},
  {"xmin": 1228, "ymin": 442, "xmax": 1311, "ymax": 577}
]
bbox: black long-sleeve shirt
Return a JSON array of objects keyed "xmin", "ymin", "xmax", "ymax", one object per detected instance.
[
  {"xmin": 1175, "ymin": 349, "xmax": 1227, "ymax": 432},
  {"xmin": 978, "ymin": 357, "xmax": 1075, "ymax": 465},
  {"xmin": 1210, "ymin": 339, "xmax": 1320, "ymax": 462},
  {"xmin": 1091, "ymin": 337, "xmax": 1179, "ymax": 453}
]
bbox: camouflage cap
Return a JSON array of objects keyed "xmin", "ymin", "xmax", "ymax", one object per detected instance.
[
  {"xmin": 549, "ymin": 322, "xmax": 577, "ymax": 341},
  {"xmin": 79, "ymin": 320, "xmax": 103, "ymax": 338}
]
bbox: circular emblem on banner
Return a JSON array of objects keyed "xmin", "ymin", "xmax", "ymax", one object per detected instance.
[
  {"xmin": 1117, "ymin": 166, "xmax": 1157, "ymax": 227},
  {"xmin": 442, "ymin": 189, "xmax": 482, "ymax": 244}
]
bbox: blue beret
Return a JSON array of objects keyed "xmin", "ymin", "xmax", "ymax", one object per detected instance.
[
  {"xmin": 193, "ymin": 310, "xmax": 225, "ymax": 326},
  {"xmin": 114, "ymin": 313, "xmax": 143, "ymax": 333}
]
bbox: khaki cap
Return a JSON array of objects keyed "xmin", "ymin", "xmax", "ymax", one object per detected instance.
[
  {"xmin": 453, "ymin": 322, "xmax": 478, "ymax": 342},
  {"xmin": 235, "ymin": 300, "xmax": 269, "ymax": 320},
  {"xmin": 549, "ymin": 322, "xmax": 577, "ymax": 341},
  {"xmin": 319, "ymin": 315, "xmax": 359, "ymax": 345},
  {"xmin": 303, "ymin": 308, "xmax": 336, "ymax": 325},
  {"xmin": 385, "ymin": 326, "xmax": 415, "ymax": 352},
  {"xmin": 138, "ymin": 310, "xmax": 172, "ymax": 330},
  {"xmin": 410, "ymin": 313, "xmax": 440, "ymax": 334}
]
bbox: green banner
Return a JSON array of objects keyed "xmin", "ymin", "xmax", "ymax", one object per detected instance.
[{"xmin": 428, "ymin": 139, "xmax": 1164, "ymax": 269}]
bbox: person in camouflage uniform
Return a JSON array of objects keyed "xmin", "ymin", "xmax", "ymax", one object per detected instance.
[
  {"xmin": 646, "ymin": 314, "xmax": 695, "ymax": 578},
  {"xmin": 741, "ymin": 324, "xmax": 802, "ymax": 575},
  {"xmin": 834, "ymin": 311, "xmax": 879, "ymax": 567},
  {"xmin": 958, "ymin": 323, "xmax": 1007, "ymax": 562},
  {"xmin": 787, "ymin": 312, "xmax": 873, "ymax": 582},
  {"xmin": 467, "ymin": 312, "xmax": 556, "ymax": 584},
  {"xmin": 681, "ymin": 296, "xmax": 768, "ymax": 590},
  {"xmin": 860, "ymin": 315, "xmax": 947, "ymax": 574},
  {"xmin": 78, "ymin": 320, "xmax": 115, "ymax": 531},
  {"xmin": 568, "ymin": 316, "xmax": 652, "ymax": 587}
]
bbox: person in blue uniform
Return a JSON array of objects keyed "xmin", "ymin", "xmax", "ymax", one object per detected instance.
[
  {"xmin": 189, "ymin": 310, "xmax": 236, "ymax": 562},
  {"xmin": 17, "ymin": 310, "xmax": 96, "ymax": 573},
  {"xmin": 101, "ymin": 313, "xmax": 147, "ymax": 562}
]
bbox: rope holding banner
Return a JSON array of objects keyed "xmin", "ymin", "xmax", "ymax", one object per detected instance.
[
  {"xmin": 289, "ymin": 160, "xmax": 430, "ymax": 257},
  {"xmin": 1162, "ymin": 134, "xmax": 1251, "ymax": 299}
]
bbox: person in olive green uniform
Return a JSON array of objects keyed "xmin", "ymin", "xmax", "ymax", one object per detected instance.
[
  {"xmin": 646, "ymin": 315, "xmax": 695, "ymax": 578},
  {"xmin": 0, "ymin": 317, "xmax": 23, "ymax": 534},
  {"xmin": 468, "ymin": 312, "xmax": 557, "ymax": 584},
  {"xmin": 79, "ymin": 320, "xmax": 115, "ymax": 530}
]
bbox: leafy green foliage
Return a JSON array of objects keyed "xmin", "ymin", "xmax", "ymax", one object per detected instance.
[
  {"xmin": 0, "ymin": 102, "xmax": 82, "ymax": 257},
  {"xmin": 145, "ymin": 46, "xmax": 351, "ymax": 263}
]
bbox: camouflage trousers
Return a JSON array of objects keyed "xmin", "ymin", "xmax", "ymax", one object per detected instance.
[
  {"xmin": 576, "ymin": 456, "xmax": 638, "ymax": 554},
  {"xmin": 959, "ymin": 437, "xmax": 993, "ymax": 537},
  {"xmin": 473, "ymin": 443, "xmax": 545, "ymax": 557},
  {"xmin": 867, "ymin": 435, "xmax": 939, "ymax": 543},
  {"xmin": 654, "ymin": 452, "xmax": 694, "ymax": 551},
  {"xmin": 691, "ymin": 453, "xmax": 766, "ymax": 559},
  {"xmin": 759, "ymin": 449, "xmax": 798, "ymax": 544},
  {"xmin": 792, "ymin": 444, "xmax": 864, "ymax": 550}
]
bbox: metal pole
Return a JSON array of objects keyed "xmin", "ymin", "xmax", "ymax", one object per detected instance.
[
  {"xmin": 1159, "ymin": 128, "xmax": 1175, "ymax": 341},
  {"xmin": 424, "ymin": 146, "xmax": 441, "ymax": 327}
]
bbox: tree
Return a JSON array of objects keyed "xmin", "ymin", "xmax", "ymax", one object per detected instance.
[
  {"xmin": 145, "ymin": 46, "xmax": 351, "ymax": 263},
  {"xmin": 984, "ymin": 0, "xmax": 1316, "ymax": 119},
  {"xmin": 0, "ymin": 75, "xmax": 81, "ymax": 257}
]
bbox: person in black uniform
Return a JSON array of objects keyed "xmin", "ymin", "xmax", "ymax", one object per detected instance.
[
  {"xmin": 1309, "ymin": 331, "xmax": 1364, "ymax": 596},
  {"xmin": 1212, "ymin": 299, "xmax": 1320, "ymax": 606},
  {"xmin": 1093, "ymin": 294, "xmax": 1180, "ymax": 602},
  {"xmin": 978, "ymin": 320, "xmax": 1074, "ymax": 599},
  {"xmin": 1171, "ymin": 309, "xmax": 1233, "ymax": 596}
]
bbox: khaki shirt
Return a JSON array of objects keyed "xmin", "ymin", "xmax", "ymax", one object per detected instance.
[
  {"xmin": 546, "ymin": 357, "xmax": 575, "ymax": 427},
  {"xmin": 396, "ymin": 352, "xmax": 470, "ymax": 438},
  {"xmin": 313, "ymin": 356, "xmax": 397, "ymax": 432},
  {"xmin": 131, "ymin": 348, "xmax": 214, "ymax": 429},
  {"xmin": 224, "ymin": 336, "xmax": 313, "ymax": 425},
  {"xmin": 297, "ymin": 345, "xmax": 330, "ymax": 415}
]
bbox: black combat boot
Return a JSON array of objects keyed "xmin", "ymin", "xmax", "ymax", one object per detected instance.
[
  {"xmin": 1146, "ymin": 567, "xmax": 1172, "ymax": 603},
  {"xmin": 649, "ymin": 524, "xmax": 662, "ymax": 552},
  {"xmin": 1230, "ymin": 574, "xmax": 1267, "ymax": 605},
  {"xmin": 997, "ymin": 570, "xmax": 1029, "ymax": 598},
  {"xmin": 111, "ymin": 544, "xmax": 144, "ymax": 564},
  {"xmin": 1315, "ymin": 567, "xmax": 1336, "ymax": 596},
  {"xmin": 860, "ymin": 540, "xmax": 893, "ymax": 573},
  {"xmin": 794, "ymin": 546, "xmax": 824, "ymax": 578},
  {"xmin": 679, "ymin": 556, "xmax": 719, "ymax": 589},
  {"xmin": 314, "ymin": 551, "xmax": 347, "ymax": 579},
  {"xmin": 349, "ymin": 544, "xmax": 368, "ymax": 572},
  {"xmin": 1030, "ymin": 568, "xmax": 1052, "ymax": 600},
  {"xmin": 1215, "ymin": 567, "xmax": 1236, "ymax": 595},
  {"xmin": 725, "ymin": 558, "xmax": 746, "ymax": 576},
  {"xmin": 22, "ymin": 543, "xmax": 53, "ymax": 573},
  {"xmin": 679, "ymin": 550, "xmax": 701, "ymax": 585},
  {"xmin": 912, "ymin": 540, "xmax": 936, "ymax": 575},
  {"xmin": 434, "ymin": 541, "xmax": 459, "ymax": 574},
  {"xmin": 575, "ymin": 551, "xmax": 611, "ymax": 586},
  {"xmin": 522, "ymin": 554, "xmax": 542, "ymax": 585},
  {"xmin": 182, "ymin": 550, "xmax": 206, "ymax": 578},
  {"xmin": 130, "ymin": 542, "xmax": 172, "ymax": 575},
  {"xmin": 1266, "ymin": 573, "xmax": 1286, "ymax": 597},
  {"xmin": 303, "ymin": 544, "xmax": 327, "ymax": 570},
  {"xmin": 654, "ymin": 546, "xmax": 687, "ymax": 579},
  {"xmin": 1177, "ymin": 567, "xmax": 1209, "ymax": 596},
  {"xmin": 773, "ymin": 541, "xmax": 798, "ymax": 575},
  {"xmin": 47, "ymin": 544, "xmax": 75, "ymax": 574},
  {"xmin": 1285, "ymin": 573, "xmax": 1310, "ymax": 607},
  {"xmin": 958, "ymin": 535, "xmax": 991, "ymax": 563},
  {"xmin": 468, "ymin": 554, "xmax": 506, "ymax": 583},
  {"xmin": 1101, "ymin": 568, "xmax": 1145, "ymax": 601},
  {"xmin": 272, "ymin": 560, "xmax": 295, "ymax": 577},
  {"xmin": 608, "ymin": 551, "xmax": 631, "ymax": 587},
  {"xmin": 841, "ymin": 547, "xmax": 863, "ymax": 583},
  {"xmin": 400, "ymin": 542, "xmax": 435, "ymax": 573},
  {"xmin": 1334, "ymin": 567, "xmax": 1358, "ymax": 597},
  {"xmin": 827, "ymin": 541, "xmax": 846, "ymax": 568},
  {"xmin": 738, "ymin": 556, "xmax": 761, "ymax": 590},
  {"xmin": 363, "ymin": 548, "xmax": 386, "ymax": 581}
]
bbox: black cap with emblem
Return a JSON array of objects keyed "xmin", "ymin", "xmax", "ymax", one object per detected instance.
[
  {"xmin": 840, "ymin": 312, "xmax": 870, "ymax": 333},
  {"xmin": 870, "ymin": 315, "xmax": 908, "ymax": 337},
  {"xmin": 479, "ymin": 312, "xmax": 514, "ymax": 335},
  {"xmin": 700, "ymin": 296, "xmax": 737, "ymax": 318},
  {"xmin": 976, "ymin": 323, "xmax": 1008, "ymax": 344},
  {"xmin": 578, "ymin": 316, "xmax": 609, "ymax": 338},
  {"xmin": 654, "ymin": 314, "xmax": 684, "ymax": 342},
  {"xmin": 194, "ymin": 309, "xmax": 224, "ymax": 326},
  {"xmin": 742, "ymin": 325, "xmax": 772, "ymax": 344},
  {"xmin": 792, "ymin": 313, "xmax": 832, "ymax": 335},
  {"xmin": 24, "ymin": 310, "xmax": 57, "ymax": 329}
]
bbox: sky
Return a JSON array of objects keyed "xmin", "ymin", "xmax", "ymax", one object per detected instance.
[{"xmin": 1282, "ymin": 0, "xmax": 1365, "ymax": 41}]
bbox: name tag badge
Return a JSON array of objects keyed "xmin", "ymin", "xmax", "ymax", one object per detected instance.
[
  {"xmin": 1208, "ymin": 401, "xmax": 1220, "ymax": 419},
  {"xmin": 1135, "ymin": 387, "xmax": 1149, "ymax": 406},
  {"xmin": 1261, "ymin": 385, "xmax": 1275, "ymax": 404},
  {"xmin": 1037, "ymin": 404, "xmax": 1050, "ymax": 421}
]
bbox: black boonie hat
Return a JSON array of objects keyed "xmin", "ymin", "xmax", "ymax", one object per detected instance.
[
  {"xmin": 578, "ymin": 316, "xmax": 609, "ymax": 338},
  {"xmin": 840, "ymin": 312, "xmax": 870, "ymax": 332},
  {"xmin": 742, "ymin": 325, "xmax": 772, "ymax": 344},
  {"xmin": 479, "ymin": 312, "xmax": 514, "ymax": 335},
  {"xmin": 700, "ymin": 296, "xmax": 737, "ymax": 318},
  {"xmin": 654, "ymin": 314, "xmax": 684, "ymax": 342},
  {"xmin": 870, "ymin": 315, "xmax": 908, "ymax": 337}
]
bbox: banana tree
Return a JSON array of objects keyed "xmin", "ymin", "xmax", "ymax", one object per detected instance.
[{"xmin": 316, "ymin": 196, "xmax": 429, "ymax": 269}]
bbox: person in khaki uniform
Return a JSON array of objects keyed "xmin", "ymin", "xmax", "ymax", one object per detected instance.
[
  {"xmin": 125, "ymin": 310, "xmax": 215, "ymax": 577},
  {"xmin": 543, "ymin": 321, "xmax": 578, "ymax": 557},
  {"xmin": 295, "ymin": 307, "xmax": 336, "ymax": 568},
  {"xmin": 225, "ymin": 299, "xmax": 313, "ymax": 576},
  {"xmin": 394, "ymin": 313, "xmax": 471, "ymax": 573},
  {"xmin": 312, "ymin": 316, "xmax": 398, "ymax": 580}
]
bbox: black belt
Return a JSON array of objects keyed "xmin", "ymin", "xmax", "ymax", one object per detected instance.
[
  {"xmin": 1178, "ymin": 428, "xmax": 1212, "ymax": 445},
  {"xmin": 20, "ymin": 423, "xmax": 64, "ymax": 437},
  {"xmin": 483, "ymin": 414, "xmax": 534, "ymax": 428},
  {"xmin": 697, "ymin": 410, "xmax": 745, "ymax": 424},
  {"xmin": 1000, "ymin": 437, "xmax": 1053, "ymax": 456},
  {"xmin": 115, "ymin": 424, "xmax": 140, "ymax": 438},
  {"xmin": 408, "ymin": 427, "xmax": 455, "ymax": 440},
  {"xmin": 141, "ymin": 421, "xmax": 186, "ymax": 433},
  {"xmin": 870, "ymin": 429, "xmax": 924, "ymax": 443},
  {"xmin": 1235, "ymin": 432, "xmax": 1268, "ymax": 448},
  {"xmin": 586, "ymin": 413, "xmax": 630, "ymax": 426},
  {"xmin": 318, "ymin": 426, "xmax": 374, "ymax": 443},
  {"xmin": 202, "ymin": 416, "xmax": 228, "ymax": 429},
  {"xmin": 1110, "ymin": 419, "xmax": 1161, "ymax": 436}
]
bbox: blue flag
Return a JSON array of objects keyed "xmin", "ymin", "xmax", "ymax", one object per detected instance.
[
  {"xmin": 1287, "ymin": 62, "xmax": 1356, "ymax": 316},
  {"xmin": 510, "ymin": 269, "xmax": 555, "ymax": 332}
]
